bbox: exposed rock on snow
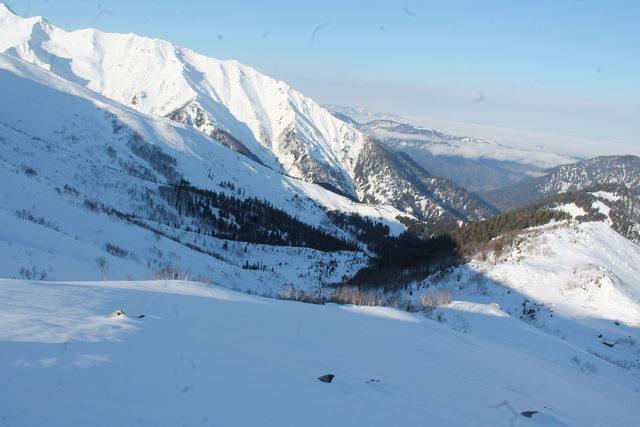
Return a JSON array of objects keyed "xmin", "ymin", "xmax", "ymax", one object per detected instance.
[{"xmin": 318, "ymin": 374, "xmax": 335, "ymax": 383}]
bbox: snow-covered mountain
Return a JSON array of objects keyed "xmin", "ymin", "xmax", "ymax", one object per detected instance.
[
  {"xmin": 0, "ymin": 51, "xmax": 408, "ymax": 289},
  {"xmin": 2, "ymin": 5, "xmax": 640, "ymax": 426},
  {"xmin": 328, "ymin": 104, "xmax": 640, "ymax": 169},
  {"xmin": 342, "ymin": 180, "xmax": 640, "ymax": 380},
  {"xmin": 0, "ymin": 4, "xmax": 492, "ymax": 222},
  {"xmin": 355, "ymin": 118, "xmax": 556, "ymax": 193},
  {"xmin": 482, "ymin": 155, "xmax": 640, "ymax": 211},
  {"xmin": 327, "ymin": 108, "xmax": 580, "ymax": 193},
  {"xmin": 412, "ymin": 218, "xmax": 640, "ymax": 379},
  {"xmin": 4, "ymin": 178, "xmax": 640, "ymax": 425},
  {"xmin": 531, "ymin": 184, "xmax": 640, "ymax": 244}
]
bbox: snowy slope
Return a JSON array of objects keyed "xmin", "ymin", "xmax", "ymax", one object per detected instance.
[
  {"xmin": 0, "ymin": 3, "xmax": 342, "ymax": 177},
  {"xmin": 0, "ymin": 137, "xmax": 368, "ymax": 291},
  {"xmin": 0, "ymin": 4, "xmax": 492, "ymax": 222},
  {"xmin": 540, "ymin": 184, "xmax": 640, "ymax": 244},
  {"xmin": 0, "ymin": 52, "xmax": 422, "ymax": 288},
  {"xmin": 1, "ymin": 278, "xmax": 639, "ymax": 426},
  {"xmin": 413, "ymin": 220, "xmax": 640, "ymax": 378},
  {"xmin": 0, "ymin": 52, "xmax": 407, "ymax": 231}
]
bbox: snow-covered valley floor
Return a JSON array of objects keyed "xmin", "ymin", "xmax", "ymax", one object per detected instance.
[{"xmin": 1, "ymin": 278, "xmax": 639, "ymax": 426}]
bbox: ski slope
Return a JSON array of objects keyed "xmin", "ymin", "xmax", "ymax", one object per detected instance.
[{"xmin": 1, "ymin": 278, "xmax": 638, "ymax": 426}]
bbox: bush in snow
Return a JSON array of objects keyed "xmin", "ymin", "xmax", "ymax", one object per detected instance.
[
  {"xmin": 615, "ymin": 336, "xmax": 637, "ymax": 347},
  {"xmin": 126, "ymin": 131, "xmax": 180, "ymax": 184},
  {"xmin": 152, "ymin": 266, "xmax": 191, "ymax": 281},
  {"xmin": 192, "ymin": 275, "xmax": 215, "ymax": 285},
  {"xmin": 18, "ymin": 266, "xmax": 48, "ymax": 281},
  {"xmin": 330, "ymin": 287, "xmax": 386, "ymax": 306},
  {"xmin": 96, "ymin": 257, "xmax": 109, "ymax": 279},
  {"xmin": 21, "ymin": 165, "xmax": 37, "ymax": 176},
  {"xmin": 15, "ymin": 209, "xmax": 60, "ymax": 232},
  {"xmin": 278, "ymin": 286, "xmax": 325, "ymax": 304},
  {"xmin": 420, "ymin": 290, "xmax": 452, "ymax": 310},
  {"xmin": 104, "ymin": 243, "xmax": 129, "ymax": 258},
  {"xmin": 83, "ymin": 199, "xmax": 100, "ymax": 211},
  {"xmin": 570, "ymin": 356, "xmax": 598, "ymax": 374}
]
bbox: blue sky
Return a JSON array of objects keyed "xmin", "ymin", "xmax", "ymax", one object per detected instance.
[{"xmin": 5, "ymin": 0, "xmax": 640, "ymax": 144}]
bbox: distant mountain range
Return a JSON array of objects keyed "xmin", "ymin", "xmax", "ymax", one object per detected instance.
[
  {"xmin": 327, "ymin": 106, "xmax": 576, "ymax": 193},
  {"xmin": 482, "ymin": 155, "xmax": 640, "ymax": 211}
]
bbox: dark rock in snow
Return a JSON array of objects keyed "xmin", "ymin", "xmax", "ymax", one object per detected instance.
[{"xmin": 318, "ymin": 374, "xmax": 335, "ymax": 383}]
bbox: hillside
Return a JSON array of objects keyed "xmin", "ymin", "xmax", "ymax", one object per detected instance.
[
  {"xmin": 352, "ymin": 118, "xmax": 567, "ymax": 193},
  {"xmin": 482, "ymin": 155, "xmax": 640, "ymax": 212},
  {"xmin": 0, "ymin": 52, "xmax": 405, "ymax": 290},
  {"xmin": 411, "ymin": 220, "xmax": 640, "ymax": 380},
  {"xmin": 0, "ymin": 4, "xmax": 492, "ymax": 223},
  {"xmin": 347, "ymin": 184, "xmax": 640, "ymax": 295},
  {"xmin": 328, "ymin": 105, "xmax": 640, "ymax": 169},
  {"xmin": 1, "ymin": 278, "xmax": 638, "ymax": 426},
  {"xmin": 1, "ymin": 3, "xmax": 639, "ymax": 427},
  {"xmin": 530, "ymin": 184, "xmax": 640, "ymax": 243}
]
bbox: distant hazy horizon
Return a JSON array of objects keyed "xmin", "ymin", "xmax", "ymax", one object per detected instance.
[{"xmin": 4, "ymin": 0, "xmax": 639, "ymax": 145}]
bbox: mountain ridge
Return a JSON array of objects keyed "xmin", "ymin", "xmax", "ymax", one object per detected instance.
[
  {"xmin": 482, "ymin": 155, "xmax": 640, "ymax": 211},
  {"xmin": 326, "ymin": 108, "xmax": 576, "ymax": 193},
  {"xmin": 0, "ymin": 3, "xmax": 492, "ymax": 222}
]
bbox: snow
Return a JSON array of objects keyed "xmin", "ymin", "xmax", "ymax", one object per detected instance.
[
  {"xmin": 2, "ymin": 4, "xmax": 640, "ymax": 425},
  {"xmin": 0, "ymin": 5, "xmax": 370, "ymax": 198},
  {"xmin": 0, "ymin": 5, "xmax": 493, "ymax": 223},
  {"xmin": 554, "ymin": 203, "xmax": 587, "ymax": 218},
  {"xmin": 445, "ymin": 301, "xmax": 509, "ymax": 318},
  {"xmin": 591, "ymin": 191, "xmax": 621, "ymax": 203},
  {"xmin": 0, "ymin": 18, "xmax": 407, "ymax": 235},
  {"xmin": 1, "ymin": 277, "xmax": 639, "ymax": 426},
  {"xmin": 413, "ymin": 221, "xmax": 640, "ymax": 383},
  {"xmin": 0, "ymin": 51, "xmax": 413, "ymax": 288},
  {"xmin": 592, "ymin": 200, "xmax": 612, "ymax": 224},
  {"xmin": 0, "ymin": 158, "xmax": 368, "ymax": 290}
]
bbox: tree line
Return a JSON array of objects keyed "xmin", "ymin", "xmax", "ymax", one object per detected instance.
[{"xmin": 159, "ymin": 181, "xmax": 358, "ymax": 252}]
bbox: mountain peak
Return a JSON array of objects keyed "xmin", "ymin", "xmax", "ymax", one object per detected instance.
[
  {"xmin": 0, "ymin": 2, "xmax": 45, "ymax": 23},
  {"xmin": 0, "ymin": 6, "xmax": 493, "ymax": 223},
  {"xmin": 0, "ymin": 2, "xmax": 49, "ymax": 30},
  {"xmin": 0, "ymin": 2, "xmax": 16, "ymax": 16}
]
